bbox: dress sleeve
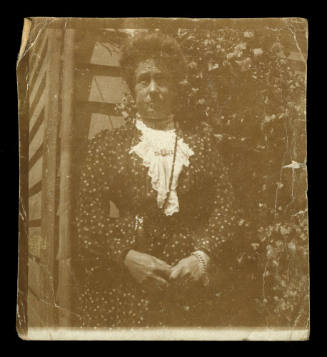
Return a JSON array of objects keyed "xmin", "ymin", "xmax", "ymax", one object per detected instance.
[
  {"xmin": 192, "ymin": 131, "xmax": 238, "ymax": 265},
  {"xmin": 75, "ymin": 131, "xmax": 136, "ymax": 282}
]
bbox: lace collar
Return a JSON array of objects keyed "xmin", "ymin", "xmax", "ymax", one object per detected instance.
[{"xmin": 129, "ymin": 118, "xmax": 194, "ymax": 216}]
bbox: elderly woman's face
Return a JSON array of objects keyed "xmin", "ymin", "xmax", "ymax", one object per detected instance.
[{"xmin": 134, "ymin": 58, "xmax": 175, "ymax": 120}]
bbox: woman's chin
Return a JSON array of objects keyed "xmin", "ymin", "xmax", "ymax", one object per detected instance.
[{"xmin": 142, "ymin": 113, "xmax": 168, "ymax": 121}]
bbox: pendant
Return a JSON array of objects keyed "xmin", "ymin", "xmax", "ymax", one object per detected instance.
[{"xmin": 135, "ymin": 215, "xmax": 144, "ymax": 231}]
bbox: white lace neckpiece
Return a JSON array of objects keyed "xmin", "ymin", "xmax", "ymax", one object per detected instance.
[{"xmin": 129, "ymin": 118, "xmax": 194, "ymax": 216}]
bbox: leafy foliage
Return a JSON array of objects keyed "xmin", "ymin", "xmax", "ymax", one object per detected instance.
[{"xmin": 115, "ymin": 24, "xmax": 308, "ymax": 326}]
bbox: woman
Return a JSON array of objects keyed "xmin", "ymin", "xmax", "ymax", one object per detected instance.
[{"xmin": 75, "ymin": 32, "xmax": 238, "ymax": 328}]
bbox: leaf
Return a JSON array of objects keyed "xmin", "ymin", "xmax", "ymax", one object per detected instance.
[
  {"xmin": 244, "ymin": 31, "xmax": 254, "ymax": 38},
  {"xmin": 253, "ymin": 48, "xmax": 264, "ymax": 56}
]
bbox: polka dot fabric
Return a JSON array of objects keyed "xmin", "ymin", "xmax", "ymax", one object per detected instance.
[{"xmin": 75, "ymin": 122, "xmax": 238, "ymax": 327}]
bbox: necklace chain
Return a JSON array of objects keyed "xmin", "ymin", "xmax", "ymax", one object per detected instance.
[
  {"xmin": 162, "ymin": 132, "xmax": 178, "ymax": 212},
  {"xmin": 131, "ymin": 118, "xmax": 178, "ymax": 214}
]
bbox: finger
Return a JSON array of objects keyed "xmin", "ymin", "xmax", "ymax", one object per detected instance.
[
  {"xmin": 181, "ymin": 270, "xmax": 191, "ymax": 279},
  {"xmin": 174, "ymin": 264, "xmax": 190, "ymax": 279},
  {"xmin": 153, "ymin": 258, "xmax": 172, "ymax": 278},
  {"xmin": 154, "ymin": 265, "xmax": 172, "ymax": 279},
  {"xmin": 153, "ymin": 275, "xmax": 169, "ymax": 289},
  {"xmin": 169, "ymin": 266, "xmax": 182, "ymax": 280},
  {"xmin": 178, "ymin": 271, "xmax": 192, "ymax": 289},
  {"xmin": 180, "ymin": 276, "xmax": 192, "ymax": 289},
  {"xmin": 154, "ymin": 258, "xmax": 171, "ymax": 270},
  {"xmin": 143, "ymin": 275, "xmax": 168, "ymax": 292}
]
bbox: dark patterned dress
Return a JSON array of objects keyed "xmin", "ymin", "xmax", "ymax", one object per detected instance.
[{"xmin": 75, "ymin": 121, "xmax": 238, "ymax": 328}]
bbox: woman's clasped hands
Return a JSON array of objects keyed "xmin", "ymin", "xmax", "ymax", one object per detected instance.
[{"xmin": 124, "ymin": 250, "xmax": 207, "ymax": 293}]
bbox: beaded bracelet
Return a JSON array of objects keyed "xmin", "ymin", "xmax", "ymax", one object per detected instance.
[{"xmin": 191, "ymin": 250, "xmax": 210, "ymax": 286}]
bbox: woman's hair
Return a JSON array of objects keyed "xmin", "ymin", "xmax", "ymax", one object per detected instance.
[{"xmin": 119, "ymin": 31, "xmax": 187, "ymax": 95}]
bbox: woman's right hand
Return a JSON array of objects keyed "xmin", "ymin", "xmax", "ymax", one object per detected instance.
[{"xmin": 124, "ymin": 249, "xmax": 172, "ymax": 291}]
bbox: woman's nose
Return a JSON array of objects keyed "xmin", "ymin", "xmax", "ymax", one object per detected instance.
[{"xmin": 148, "ymin": 79, "xmax": 159, "ymax": 93}]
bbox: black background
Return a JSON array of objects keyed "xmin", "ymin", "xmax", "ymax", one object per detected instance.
[{"xmin": 4, "ymin": 2, "xmax": 320, "ymax": 350}]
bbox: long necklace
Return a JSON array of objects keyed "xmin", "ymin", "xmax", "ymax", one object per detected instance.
[
  {"xmin": 131, "ymin": 117, "xmax": 179, "ymax": 216},
  {"xmin": 131, "ymin": 119, "xmax": 179, "ymax": 248},
  {"xmin": 162, "ymin": 132, "xmax": 178, "ymax": 212}
]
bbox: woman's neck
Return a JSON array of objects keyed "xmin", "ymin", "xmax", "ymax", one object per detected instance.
[{"xmin": 138, "ymin": 114, "xmax": 175, "ymax": 131}]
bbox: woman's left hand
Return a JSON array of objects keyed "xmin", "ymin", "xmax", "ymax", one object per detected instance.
[{"xmin": 169, "ymin": 255, "xmax": 203, "ymax": 287}]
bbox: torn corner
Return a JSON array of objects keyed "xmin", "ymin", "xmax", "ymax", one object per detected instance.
[
  {"xmin": 17, "ymin": 18, "xmax": 32, "ymax": 65},
  {"xmin": 16, "ymin": 327, "xmax": 29, "ymax": 341}
]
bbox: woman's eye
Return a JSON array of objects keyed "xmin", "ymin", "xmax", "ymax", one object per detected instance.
[
  {"xmin": 156, "ymin": 76, "xmax": 168, "ymax": 85},
  {"xmin": 137, "ymin": 77, "xmax": 149, "ymax": 86},
  {"xmin": 136, "ymin": 76, "xmax": 169, "ymax": 88}
]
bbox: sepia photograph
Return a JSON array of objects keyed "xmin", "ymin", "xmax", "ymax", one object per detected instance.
[{"xmin": 16, "ymin": 17, "xmax": 309, "ymax": 340}]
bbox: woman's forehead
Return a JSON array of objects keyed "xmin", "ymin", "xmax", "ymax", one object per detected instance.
[{"xmin": 135, "ymin": 58, "xmax": 170, "ymax": 76}]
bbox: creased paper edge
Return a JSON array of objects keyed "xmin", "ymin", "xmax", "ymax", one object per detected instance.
[
  {"xmin": 17, "ymin": 18, "xmax": 32, "ymax": 65},
  {"xmin": 26, "ymin": 327, "xmax": 310, "ymax": 341}
]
